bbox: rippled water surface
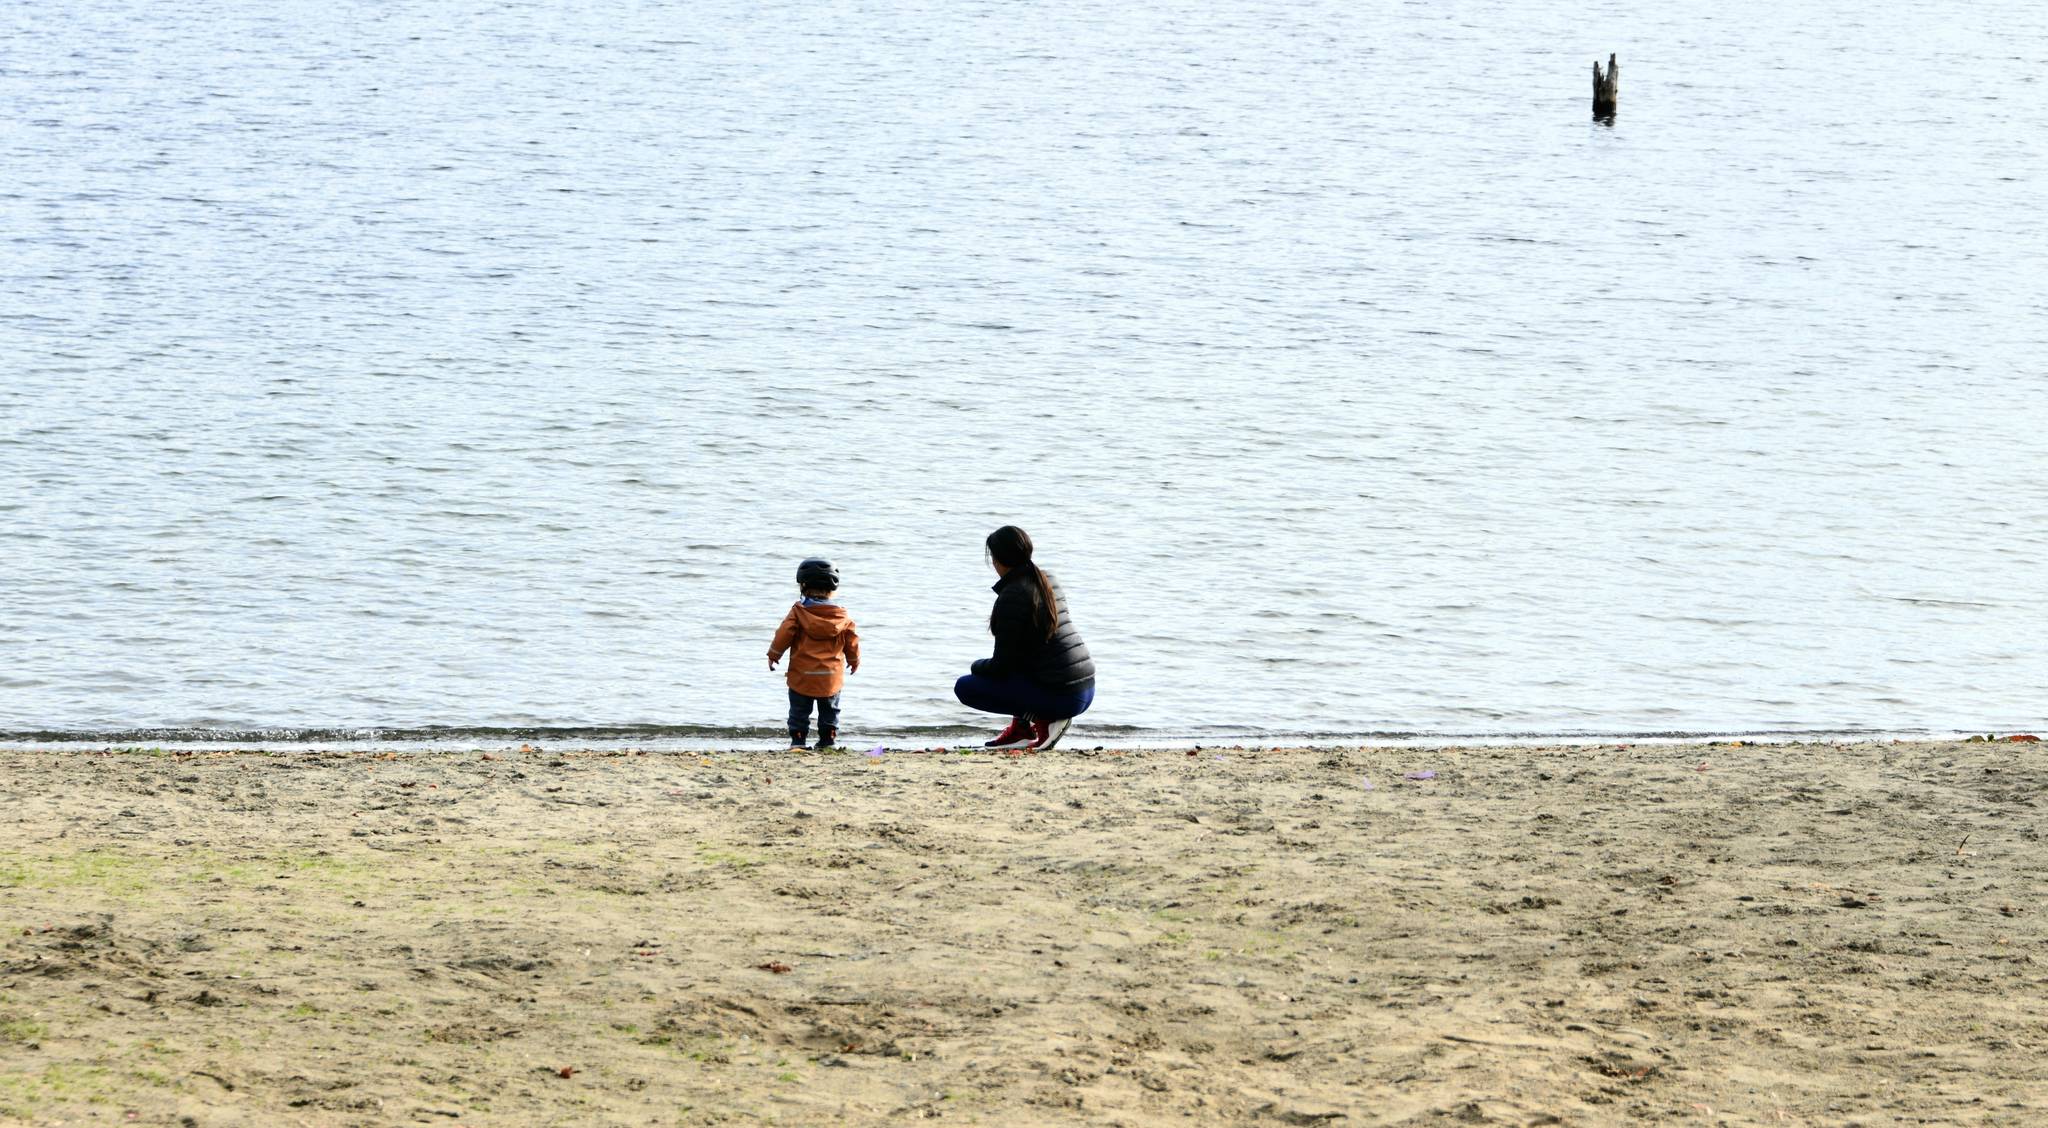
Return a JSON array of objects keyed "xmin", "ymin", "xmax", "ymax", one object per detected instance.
[{"xmin": 4, "ymin": 0, "xmax": 2045, "ymax": 740}]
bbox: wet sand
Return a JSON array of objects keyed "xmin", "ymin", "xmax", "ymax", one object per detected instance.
[{"xmin": 2, "ymin": 740, "xmax": 2044, "ymax": 1126}]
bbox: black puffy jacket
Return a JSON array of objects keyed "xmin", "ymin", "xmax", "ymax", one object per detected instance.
[{"xmin": 970, "ymin": 570, "xmax": 1096, "ymax": 690}]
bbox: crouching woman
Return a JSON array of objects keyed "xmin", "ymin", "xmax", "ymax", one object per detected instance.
[{"xmin": 954, "ymin": 525, "xmax": 1095, "ymax": 750}]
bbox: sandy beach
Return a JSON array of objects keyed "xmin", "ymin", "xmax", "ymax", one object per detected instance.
[{"xmin": 1, "ymin": 740, "xmax": 2043, "ymax": 1126}]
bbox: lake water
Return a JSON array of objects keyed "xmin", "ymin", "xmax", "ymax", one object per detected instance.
[{"xmin": 4, "ymin": 0, "xmax": 2045, "ymax": 744}]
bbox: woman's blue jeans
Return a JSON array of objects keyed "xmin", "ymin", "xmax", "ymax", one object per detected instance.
[{"xmin": 953, "ymin": 675, "xmax": 1095, "ymax": 722}]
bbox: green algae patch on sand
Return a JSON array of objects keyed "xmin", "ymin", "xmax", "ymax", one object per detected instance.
[
  {"xmin": 207, "ymin": 849, "xmax": 402, "ymax": 899},
  {"xmin": 0, "ymin": 1063, "xmax": 117, "ymax": 1120},
  {"xmin": 2, "ymin": 845, "xmax": 375, "ymax": 885},
  {"xmin": 1, "ymin": 1012, "xmax": 50, "ymax": 1046},
  {"xmin": 0, "ymin": 847, "xmax": 168, "ymax": 901},
  {"xmin": 0, "ymin": 1059, "xmax": 191, "ymax": 1121}
]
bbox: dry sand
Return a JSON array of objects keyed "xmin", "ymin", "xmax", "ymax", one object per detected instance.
[{"xmin": 1, "ymin": 740, "xmax": 2044, "ymax": 1127}]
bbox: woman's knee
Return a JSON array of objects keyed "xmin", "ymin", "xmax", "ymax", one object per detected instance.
[{"xmin": 1044, "ymin": 685, "xmax": 1095, "ymax": 721}]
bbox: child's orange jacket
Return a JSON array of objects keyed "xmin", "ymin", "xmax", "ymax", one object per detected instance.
[{"xmin": 769, "ymin": 601, "xmax": 860, "ymax": 697}]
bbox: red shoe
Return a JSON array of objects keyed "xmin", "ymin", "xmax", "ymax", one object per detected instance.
[
  {"xmin": 1029, "ymin": 717, "xmax": 1071, "ymax": 751},
  {"xmin": 984, "ymin": 717, "xmax": 1032, "ymax": 750}
]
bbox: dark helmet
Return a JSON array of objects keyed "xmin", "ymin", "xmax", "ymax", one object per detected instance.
[{"xmin": 796, "ymin": 557, "xmax": 839, "ymax": 590}]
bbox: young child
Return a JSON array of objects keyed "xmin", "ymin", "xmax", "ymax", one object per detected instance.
[{"xmin": 767, "ymin": 557, "xmax": 859, "ymax": 750}]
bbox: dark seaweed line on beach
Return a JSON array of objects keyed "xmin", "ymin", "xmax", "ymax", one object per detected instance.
[{"xmin": 0, "ymin": 722, "xmax": 1949, "ymax": 747}]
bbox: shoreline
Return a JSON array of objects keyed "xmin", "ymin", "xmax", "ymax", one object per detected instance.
[
  {"xmin": 1, "ymin": 728, "xmax": 2035, "ymax": 756},
  {"xmin": 3, "ymin": 740, "xmax": 2044, "ymax": 1125}
]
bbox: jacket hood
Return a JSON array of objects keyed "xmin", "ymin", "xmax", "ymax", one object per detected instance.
[{"xmin": 794, "ymin": 602, "xmax": 852, "ymax": 638}]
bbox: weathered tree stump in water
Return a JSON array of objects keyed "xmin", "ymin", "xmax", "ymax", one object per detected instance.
[{"xmin": 1593, "ymin": 53, "xmax": 1619, "ymax": 120}]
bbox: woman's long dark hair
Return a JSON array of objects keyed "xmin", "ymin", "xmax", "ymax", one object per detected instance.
[{"xmin": 987, "ymin": 525, "xmax": 1060, "ymax": 641}]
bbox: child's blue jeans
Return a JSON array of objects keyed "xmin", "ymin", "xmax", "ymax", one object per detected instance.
[{"xmin": 788, "ymin": 690, "xmax": 840, "ymax": 734}]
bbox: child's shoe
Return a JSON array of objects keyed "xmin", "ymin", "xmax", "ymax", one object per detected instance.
[
  {"xmin": 786, "ymin": 729, "xmax": 807, "ymax": 752},
  {"xmin": 816, "ymin": 727, "xmax": 837, "ymax": 751},
  {"xmin": 1030, "ymin": 717, "xmax": 1071, "ymax": 751},
  {"xmin": 984, "ymin": 717, "xmax": 1032, "ymax": 751}
]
